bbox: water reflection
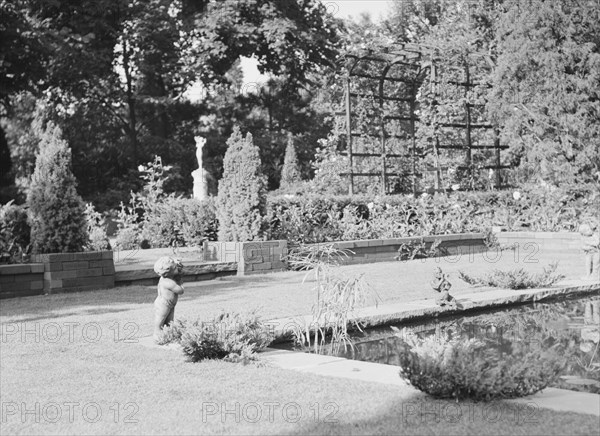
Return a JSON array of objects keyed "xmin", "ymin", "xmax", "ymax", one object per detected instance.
[{"xmin": 332, "ymin": 297, "xmax": 600, "ymax": 394}]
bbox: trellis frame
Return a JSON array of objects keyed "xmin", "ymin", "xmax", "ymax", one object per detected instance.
[{"xmin": 340, "ymin": 44, "xmax": 508, "ymax": 195}]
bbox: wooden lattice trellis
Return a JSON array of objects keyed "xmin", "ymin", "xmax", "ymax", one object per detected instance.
[{"xmin": 339, "ymin": 44, "xmax": 509, "ymax": 195}]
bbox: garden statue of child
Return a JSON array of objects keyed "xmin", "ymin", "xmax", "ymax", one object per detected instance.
[
  {"xmin": 431, "ymin": 267, "xmax": 456, "ymax": 307},
  {"xmin": 153, "ymin": 256, "xmax": 184, "ymax": 342},
  {"xmin": 579, "ymin": 221, "xmax": 600, "ymax": 281}
]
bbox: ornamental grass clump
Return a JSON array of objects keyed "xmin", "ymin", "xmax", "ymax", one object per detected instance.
[
  {"xmin": 287, "ymin": 243, "xmax": 379, "ymax": 354},
  {"xmin": 395, "ymin": 327, "xmax": 566, "ymax": 401},
  {"xmin": 27, "ymin": 123, "xmax": 88, "ymax": 254}
]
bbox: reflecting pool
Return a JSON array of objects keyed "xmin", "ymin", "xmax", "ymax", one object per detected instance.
[{"xmin": 296, "ymin": 296, "xmax": 600, "ymax": 394}]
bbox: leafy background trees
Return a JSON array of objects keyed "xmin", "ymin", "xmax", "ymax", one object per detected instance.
[
  {"xmin": 1, "ymin": 0, "xmax": 341, "ymax": 208},
  {"xmin": 1, "ymin": 0, "xmax": 599, "ymax": 215},
  {"xmin": 488, "ymin": 0, "xmax": 600, "ymax": 185}
]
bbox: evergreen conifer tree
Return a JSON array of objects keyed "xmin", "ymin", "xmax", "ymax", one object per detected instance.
[
  {"xmin": 216, "ymin": 127, "xmax": 267, "ymax": 241},
  {"xmin": 27, "ymin": 123, "xmax": 88, "ymax": 253},
  {"xmin": 280, "ymin": 133, "xmax": 301, "ymax": 190}
]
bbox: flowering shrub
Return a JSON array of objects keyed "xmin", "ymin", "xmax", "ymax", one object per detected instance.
[
  {"xmin": 142, "ymin": 197, "xmax": 218, "ymax": 248},
  {"xmin": 266, "ymin": 184, "xmax": 598, "ymax": 244},
  {"xmin": 84, "ymin": 203, "xmax": 111, "ymax": 251},
  {"xmin": 0, "ymin": 201, "xmax": 31, "ymax": 263},
  {"xmin": 114, "ymin": 156, "xmax": 218, "ymax": 249},
  {"xmin": 310, "ymin": 135, "xmax": 350, "ymax": 195}
]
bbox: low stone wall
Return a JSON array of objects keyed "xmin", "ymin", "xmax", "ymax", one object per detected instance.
[
  {"xmin": 204, "ymin": 240, "xmax": 287, "ymax": 276},
  {"xmin": 31, "ymin": 251, "xmax": 115, "ymax": 294},
  {"xmin": 203, "ymin": 236, "xmax": 486, "ymax": 271},
  {"xmin": 0, "ymin": 264, "xmax": 45, "ymax": 299},
  {"xmin": 495, "ymin": 232, "xmax": 582, "ymax": 253},
  {"xmin": 321, "ymin": 233, "xmax": 488, "ymax": 265},
  {"xmin": 115, "ymin": 262, "xmax": 237, "ymax": 286}
]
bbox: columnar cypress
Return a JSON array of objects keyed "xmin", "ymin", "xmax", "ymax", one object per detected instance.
[
  {"xmin": 27, "ymin": 123, "xmax": 88, "ymax": 253},
  {"xmin": 216, "ymin": 127, "xmax": 267, "ymax": 241},
  {"xmin": 280, "ymin": 133, "xmax": 301, "ymax": 190}
]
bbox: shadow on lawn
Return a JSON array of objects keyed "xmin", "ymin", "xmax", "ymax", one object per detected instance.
[{"xmin": 284, "ymin": 395, "xmax": 599, "ymax": 436}]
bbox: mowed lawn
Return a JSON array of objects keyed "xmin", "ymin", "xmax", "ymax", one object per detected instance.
[{"xmin": 1, "ymin": 248, "xmax": 598, "ymax": 435}]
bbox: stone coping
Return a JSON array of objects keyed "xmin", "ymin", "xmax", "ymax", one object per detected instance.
[
  {"xmin": 0, "ymin": 263, "xmax": 45, "ymax": 275},
  {"xmin": 266, "ymin": 280, "xmax": 600, "ymax": 339},
  {"xmin": 495, "ymin": 231, "xmax": 581, "ymax": 239},
  {"xmin": 136, "ymin": 280, "xmax": 600, "ymax": 417},
  {"xmin": 137, "ymin": 335, "xmax": 600, "ymax": 417},
  {"xmin": 311, "ymin": 233, "xmax": 487, "ymax": 250},
  {"xmin": 260, "ymin": 348, "xmax": 600, "ymax": 417},
  {"xmin": 115, "ymin": 261, "xmax": 237, "ymax": 284}
]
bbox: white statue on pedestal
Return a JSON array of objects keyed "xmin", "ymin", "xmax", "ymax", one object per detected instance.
[{"xmin": 192, "ymin": 136, "xmax": 209, "ymax": 200}]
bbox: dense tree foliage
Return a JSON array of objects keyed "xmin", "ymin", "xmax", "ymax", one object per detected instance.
[
  {"xmin": 1, "ymin": 0, "xmax": 341, "ymax": 208},
  {"xmin": 2, "ymin": 0, "xmax": 598, "ymax": 210},
  {"xmin": 488, "ymin": 0, "xmax": 600, "ymax": 184}
]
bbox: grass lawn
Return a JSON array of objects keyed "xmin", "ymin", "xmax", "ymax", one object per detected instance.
[{"xmin": 1, "ymin": 249, "xmax": 598, "ymax": 435}]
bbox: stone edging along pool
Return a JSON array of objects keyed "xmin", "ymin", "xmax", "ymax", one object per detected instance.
[
  {"xmin": 261, "ymin": 281, "xmax": 600, "ymax": 418},
  {"xmin": 138, "ymin": 281, "xmax": 600, "ymax": 417},
  {"xmin": 137, "ymin": 335, "xmax": 600, "ymax": 418},
  {"xmin": 258, "ymin": 349, "xmax": 600, "ymax": 417},
  {"xmin": 266, "ymin": 280, "xmax": 600, "ymax": 340}
]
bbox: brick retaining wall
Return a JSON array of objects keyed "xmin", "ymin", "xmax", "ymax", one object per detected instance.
[
  {"xmin": 115, "ymin": 262, "xmax": 237, "ymax": 286},
  {"xmin": 317, "ymin": 233, "xmax": 488, "ymax": 265},
  {"xmin": 0, "ymin": 264, "xmax": 45, "ymax": 299},
  {"xmin": 204, "ymin": 240, "xmax": 287, "ymax": 276},
  {"xmin": 204, "ymin": 235, "xmax": 486, "ymax": 270},
  {"xmin": 31, "ymin": 251, "xmax": 115, "ymax": 294}
]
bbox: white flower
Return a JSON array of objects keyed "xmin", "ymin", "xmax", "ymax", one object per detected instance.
[
  {"xmin": 367, "ymin": 202, "xmax": 374, "ymax": 209},
  {"xmin": 452, "ymin": 203, "xmax": 461, "ymax": 209},
  {"xmin": 385, "ymin": 203, "xmax": 391, "ymax": 209},
  {"xmin": 137, "ymin": 165, "xmax": 145, "ymax": 172},
  {"xmin": 421, "ymin": 193, "xmax": 429, "ymax": 199},
  {"xmin": 451, "ymin": 184, "xmax": 460, "ymax": 191},
  {"xmin": 283, "ymin": 194, "xmax": 295, "ymax": 199},
  {"xmin": 513, "ymin": 191, "xmax": 521, "ymax": 200}
]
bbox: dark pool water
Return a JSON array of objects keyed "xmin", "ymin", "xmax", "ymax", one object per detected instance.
[{"xmin": 288, "ymin": 296, "xmax": 600, "ymax": 394}]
